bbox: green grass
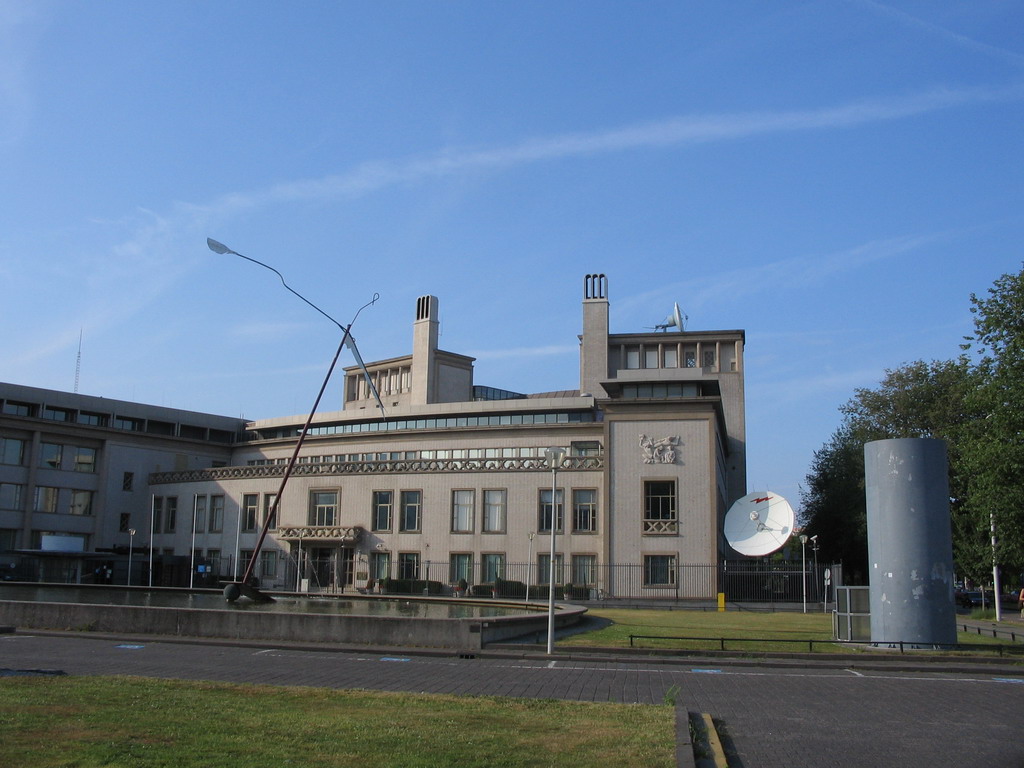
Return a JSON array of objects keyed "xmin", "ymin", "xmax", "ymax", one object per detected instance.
[
  {"xmin": 560, "ymin": 608, "xmax": 1022, "ymax": 655},
  {"xmin": 0, "ymin": 676, "xmax": 674, "ymax": 768}
]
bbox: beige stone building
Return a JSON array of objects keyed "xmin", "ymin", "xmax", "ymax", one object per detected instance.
[{"xmin": 0, "ymin": 274, "xmax": 745, "ymax": 597}]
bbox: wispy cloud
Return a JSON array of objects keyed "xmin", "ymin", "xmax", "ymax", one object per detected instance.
[
  {"xmin": 194, "ymin": 82, "xmax": 1024, "ymax": 220},
  {"xmin": 856, "ymin": 0, "xmax": 1024, "ymax": 68}
]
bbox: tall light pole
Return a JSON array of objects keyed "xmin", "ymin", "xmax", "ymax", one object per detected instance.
[
  {"xmin": 991, "ymin": 513, "xmax": 1003, "ymax": 621},
  {"xmin": 800, "ymin": 534, "xmax": 808, "ymax": 614},
  {"xmin": 810, "ymin": 534, "xmax": 819, "ymax": 603},
  {"xmin": 127, "ymin": 528, "xmax": 136, "ymax": 587},
  {"xmin": 544, "ymin": 447, "xmax": 566, "ymax": 654},
  {"xmin": 206, "ymin": 238, "xmax": 381, "ymax": 601}
]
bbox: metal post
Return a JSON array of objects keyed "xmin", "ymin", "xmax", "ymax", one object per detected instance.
[
  {"xmin": 545, "ymin": 447, "xmax": 566, "ymax": 655},
  {"xmin": 127, "ymin": 528, "xmax": 136, "ymax": 586},
  {"xmin": 800, "ymin": 534, "xmax": 808, "ymax": 614},
  {"xmin": 525, "ymin": 532, "xmax": 535, "ymax": 604},
  {"xmin": 991, "ymin": 513, "xmax": 1002, "ymax": 621},
  {"xmin": 189, "ymin": 495, "xmax": 198, "ymax": 589},
  {"xmin": 148, "ymin": 494, "xmax": 155, "ymax": 588}
]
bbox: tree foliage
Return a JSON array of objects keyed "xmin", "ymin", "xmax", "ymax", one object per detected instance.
[{"xmin": 800, "ymin": 262, "xmax": 1024, "ymax": 585}]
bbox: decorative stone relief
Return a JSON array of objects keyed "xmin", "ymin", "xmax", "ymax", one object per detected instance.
[{"xmin": 639, "ymin": 434, "xmax": 679, "ymax": 464}]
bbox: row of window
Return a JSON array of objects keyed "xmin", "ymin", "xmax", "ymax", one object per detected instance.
[
  {"xmin": 0, "ymin": 483, "xmax": 93, "ymax": 516},
  {"xmin": 247, "ymin": 442, "xmax": 602, "ymax": 467},
  {"xmin": 1, "ymin": 437, "xmax": 97, "ymax": 473},
  {"xmin": 1, "ymin": 403, "xmax": 236, "ymax": 442}
]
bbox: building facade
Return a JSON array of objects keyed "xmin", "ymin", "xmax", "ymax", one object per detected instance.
[{"xmin": 0, "ymin": 274, "xmax": 746, "ymax": 597}]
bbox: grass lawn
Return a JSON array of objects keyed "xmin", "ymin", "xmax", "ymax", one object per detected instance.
[
  {"xmin": 0, "ymin": 676, "xmax": 674, "ymax": 768},
  {"xmin": 560, "ymin": 608, "xmax": 1015, "ymax": 654}
]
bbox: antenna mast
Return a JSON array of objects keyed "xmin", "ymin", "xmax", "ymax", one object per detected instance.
[{"xmin": 74, "ymin": 330, "xmax": 82, "ymax": 393}]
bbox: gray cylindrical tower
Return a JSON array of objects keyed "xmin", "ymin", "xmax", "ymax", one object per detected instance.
[{"xmin": 865, "ymin": 438, "xmax": 956, "ymax": 647}]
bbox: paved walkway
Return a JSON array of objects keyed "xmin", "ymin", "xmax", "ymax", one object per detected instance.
[{"xmin": 3, "ymin": 630, "xmax": 1024, "ymax": 768}]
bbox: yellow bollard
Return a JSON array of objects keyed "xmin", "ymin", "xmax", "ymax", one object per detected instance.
[{"xmin": 717, "ymin": 592, "xmax": 725, "ymax": 612}]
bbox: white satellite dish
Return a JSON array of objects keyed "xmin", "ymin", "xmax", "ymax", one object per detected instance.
[
  {"xmin": 724, "ymin": 491, "xmax": 795, "ymax": 556},
  {"xmin": 654, "ymin": 302, "xmax": 686, "ymax": 332}
]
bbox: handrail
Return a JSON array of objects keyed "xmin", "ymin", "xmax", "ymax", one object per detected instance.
[{"xmin": 628, "ymin": 634, "xmax": 1024, "ymax": 656}]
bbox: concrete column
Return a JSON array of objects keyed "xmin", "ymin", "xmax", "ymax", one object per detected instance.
[{"xmin": 865, "ymin": 438, "xmax": 956, "ymax": 647}]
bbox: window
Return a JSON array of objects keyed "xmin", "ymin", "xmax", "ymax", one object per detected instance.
[
  {"xmin": 34, "ymin": 486, "xmax": 59, "ymax": 513},
  {"xmin": 69, "ymin": 490, "xmax": 93, "ymax": 516},
  {"xmin": 113, "ymin": 416, "xmax": 142, "ymax": 431},
  {"xmin": 369, "ymin": 551, "xmax": 390, "ymax": 581},
  {"xmin": 77, "ymin": 411, "xmax": 106, "ymax": 427},
  {"xmin": 40, "ymin": 442, "xmax": 63, "ymax": 470},
  {"xmin": 482, "ymin": 489, "xmax": 506, "ymax": 533},
  {"xmin": 398, "ymin": 552, "xmax": 420, "ymax": 580},
  {"xmin": 538, "ymin": 489, "xmax": 564, "ymax": 533},
  {"xmin": 538, "ymin": 553, "xmax": 564, "ymax": 585},
  {"xmin": 209, "ymin": 495, "xmax": 224, "ymax": 533},
  {"xmin": 572, "ymin": 554, "xmax": 597, "ymax": 586},
  {"xmin": 207, "ymin": 550, "xmax": 222, "ymax": 576},
  {"xmin": 122, "ymin": 472, "xmax": 134, "ymax": 491},
  {"xmin": 2, "ymin": 401, "xmax": 32, "ymax": 417},
  {"xmin": 624, "ymin": 345, "xmax": 640, "ymax": 369},
  {"xmin": 260, "ymin": 550, "xmax": 277, "ymax": 578},
  {"xmin": 263, "ymin": 494, "xmax": 277, "ymax": 530},
  {"xmin": 310, "ymin": 491, "xmax": 338, "ymax": 526},
  {"xmin": 451, "ymin": 490, "xmax": 474, "ymax": 532},
  {"xmin": 449, "ymin": 553, "xmax": 472, "ymax": 584},
  {"xmin": 1, "ymin": 437, "xmax": 25, "ymax": 465},
  {"xmin": 119, "ymin": 513, "xmax": 130, "ymax": 532},
  {"xmin": 164, "ymin": 496, "xmax": 177, "ymax": 533},
  {"xmin": 644, "ymin": 347, "xmax": 659, "ymax": 369},
  {"xmin": 0, "ymin": 483, "xmax": 22, "ymax": 510},
  {"xmin": 372, "ymin": 490, "xmax": 393, "ymax": 531},
  {"xmin": 643, "ymin": 480, "xmax": 677, "ymax": 534},
  {"xmin": 570, "ymin": 441, "xmax": 601, "ymax": 457},
  {"xmin": 644, "ymin": 555, "xmax": 677, "ymax": 586},
  {"xmin": 242, "ymin": 494, "xmax": 259, "ymax": 532},
  {"xmin": 481, "ymin": 553, "xmax": 504, "ymax": 583},
  {"xmin": 703, "ymin": 348, "xmax": 716, "ymax": 368},
  {"xmin": 573, "ymin": 489, "xmax": 597, "ymax": 533},
  {"xmin": 41, "ymin": 406, "xmax": 70, "ymax": 422},
  {"xmin": 664, "ymin": 346, "xmax": 677, "ymax": 368},
  {"xmin": 399, "ymin": 490, "xmax": 421, "ymax": 532},
  {"xmin": 73, "ymin": 447, "xmax": 97, "ymax": 473},
  {"xmin": 193, "ymin": 495, "xmax": 207, "ymax": 533},
  {"xmin": 685, "ymin": 350, "xmax": 696, "ymax": 368}
]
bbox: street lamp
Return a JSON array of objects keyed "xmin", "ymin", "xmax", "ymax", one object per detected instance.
[
  {"xmin": 206, "ymin": 238, "xmax": 381, "ymax": 601},
  {"xmin": 800, "ymin": 534, "xmax": 808, "ymax": 614},
  {"xmin": 810, "ymin": 534, "xmax": 819, "ymax": 602},
  {"xmin": 544, "ymin": 447, "xmax": 566, "ymax": 655},
  {"xmin": 127, "ymin": 528, "xmax": 136, "ymax": 587}
]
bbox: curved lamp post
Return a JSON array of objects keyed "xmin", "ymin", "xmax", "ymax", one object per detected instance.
[
  {"xmin": 206, "ymin": 238, "xmax": 380, "ymax": 601},
  {"xmin": 544, "ymin": 446, "xmax": 566, "ymax": 654},
  {"xmin": 127, "ymin": 528, "xmax": 136, "ymax": 586}
]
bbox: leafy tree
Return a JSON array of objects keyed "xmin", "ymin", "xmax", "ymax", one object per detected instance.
[{"xmin": 960, "ymin": 265, "xmax": 1024, "ymax": 581}]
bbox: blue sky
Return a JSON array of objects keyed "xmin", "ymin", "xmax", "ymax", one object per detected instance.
[{"xmin": 2, "ymin": 1, "xmax": 1022, "ymax": 508}]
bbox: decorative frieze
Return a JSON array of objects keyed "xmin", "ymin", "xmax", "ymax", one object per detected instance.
[
  {"xmin": 639, "ymin": 434, "xmax": 680, "ymax": 464},
  {"xmin": 277, "ymin": 525, "xmax": 363, "ymax": 543}
]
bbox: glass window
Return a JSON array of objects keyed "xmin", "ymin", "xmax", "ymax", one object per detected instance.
[
  {"xmin": 69, "ymin": 490, "xmax": 93, "ymax": 516},
  {"xmin": 398, "ymin": 552, "xmax": 420, "ymax": 580},
  {"xmin": 481, "ymin": 553, "xmax": 504, "ymax": 583},
  {"xmin": 263, "ymin": 494, "xmax": 277, "ymax": 531},
  {"xmin": 209, "ymin": 495, "xmax": 224, "ymax": 533},
  {"xmin": 664, "ymin": 346, "xmax": 677, "ymax": 368},
  {"xmin": 0, "ymin": 483, "xmax": 23, "ymax": 511},
  {"xmin": 572, "ymin": 555, "xmax": 597, "ymax": 586},
  {"xmin": 34, "ymin": 486, "xmax": 59, "ymax": 513},
  {"xmin": 242, "ymin": 494, "xmax": 259, "ymax": 532},
  {"xmin": 369, "ymin": 551, "xmax": 390, "ymax": 581},
  {"xmin": 122, "ymin": 472, "xmax": 134, "ymax": 491},
  {"xmin": 71, "ymin": 447, "xmax": 96, "ymax": 473},
  {"xmin": 482, "ymin": 489, "xmax": 506, "ymax": 533},
  {"xmin": 260, "ymin": 550, "xmax": 277, "ymax": 578},
  {"xmin": 40, "ymin": 443, "xmax": 62, "ymax": 470},
  {"xmin": 77, "ymin": 411, "xmax": 106, "ymax": 427},
  {"xmin": 2, "ymin": 401, "xmax": 32, "ymax": 417},
  {"xmin": 538, "ymin": 489, "xmax": 564, "ymax": 533},
  {"xmin": 372, "ymin": 490, "xmax": 393, "ymax": 531},
  {"xmin": 193, "ymin": 495, "xmax": 207, "ymax": 533},
  {"xmin": 573, "ymin": 489, "xmax": 597, "ymax": 533},
  {"xmin": 451, "ymin": 490, "xmax": 473, "ymax": 532},
  {"xmin": 119, "ymin": 513, "xmax": 130, "ymax": 532},
  {"xmin": 644, "ymin": 555, "xmax": 677, "ymax": 586},
  {"xmin": 41, "ymin": 407, "xmax": 70, "ymax": 422},
  {"xmin": 703, "ymin": 349, "xmax": 716, "ymax": 368},
  {"xmin": 399, "ymin": 490, "xmax": 421, "ymax": 532},
  {"xmin": 644, "ymin": 347, "xmax": 659, "ymax": 369},
  {"xmin": 624, "ymin": 345, "xmax": 640, "ymax": 369},
  {"xmin": 310, "ymin": 491, "xmax": 338, "ymax": 526},
  {"xmin": 207, "ymin": 550, "xmax": 222, "ymax": 576},
  {"xmin": 449, "ymin": 553, "xmax": 472, "ymax": 584},
  {"xmin": 164, "ymin": 496, "xmax": 177, "ymax": 533},
  {"xmin": 644, "ymin": 481, "xmax": 676, "ymax": 520},
  {"xmin": 685, "ymin": 349, "xmax": 697, "ymax": 368},
  {"xmin": 537, "ymin": 553, "xmax": 564, "ymax": 586}
]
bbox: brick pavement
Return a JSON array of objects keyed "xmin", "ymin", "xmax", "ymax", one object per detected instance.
[{"xmin": 3, "ymin": 632, "xmax": 1024, "ymax": 767}]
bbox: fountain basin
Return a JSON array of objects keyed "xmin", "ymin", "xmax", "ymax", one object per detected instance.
[{"xmin": 0, "ymin": 584, "xmax": 585, "ymax": 650}]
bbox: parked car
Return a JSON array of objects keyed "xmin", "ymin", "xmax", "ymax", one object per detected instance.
[{"xmin": 955, "ymin": 590, "xmax": 985, "ymax": 608}]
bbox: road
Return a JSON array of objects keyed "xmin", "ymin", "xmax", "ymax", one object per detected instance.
[{"xmin": 3, "ymin": 632, "xmax": 1023, "ymax": 768}]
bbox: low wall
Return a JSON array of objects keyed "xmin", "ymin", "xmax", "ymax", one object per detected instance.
[{"xmin": 0, "ymin": 597, "xmax": 585, "ymax": 651}]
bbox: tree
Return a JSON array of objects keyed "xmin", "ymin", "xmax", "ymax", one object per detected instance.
[
  {"xmin": 800, "ymin": 358, "xmax": 976, "ymax": 582},
  {"xmin": 960, "ymin": 264, "xmax": 1024, "ymax": 581}
]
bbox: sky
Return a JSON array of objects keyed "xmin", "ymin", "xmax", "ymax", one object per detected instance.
[{"xmin": 1, "ymin": 1, "xmax": 1022, "ymax": 510}]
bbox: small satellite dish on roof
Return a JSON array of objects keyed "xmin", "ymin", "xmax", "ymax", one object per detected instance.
[
  {"xmin": 724, "ymin": 491, "xmax": 794, "ymax": 556},
  {"xmin": 654, "ymin": 302, "xmax": 686, "ymax": 332}
]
